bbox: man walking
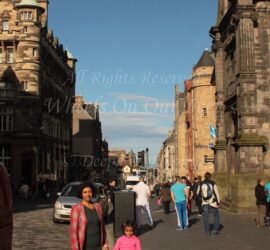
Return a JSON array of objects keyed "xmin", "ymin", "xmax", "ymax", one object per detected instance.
[
  {"xmin": 133, "ymin": 176, "xmax": 154, "ymax": 229},
  {"xmin": 197, "ymin": 172, "xmax": 220, "ymax": 235},
  {"xmin": 171, "ymin": 176, "xmax": 189, "ymax": 230}
]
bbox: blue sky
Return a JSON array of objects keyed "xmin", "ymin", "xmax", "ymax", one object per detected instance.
[{"xmin": 49, "ymin": 0, "xmax": 218, "ymax": 164}]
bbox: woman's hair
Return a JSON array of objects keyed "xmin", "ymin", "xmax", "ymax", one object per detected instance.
[
  {"xmin": 257, "ymin": 179, "xmax": 262, "ymax": 185},
  {"xmin": 121, "ymin": 220, "xmax": 136, "ymax": 233},
  {"xmin": 77, "ymin": 182, "xmax": 96, "ymax": 199}
]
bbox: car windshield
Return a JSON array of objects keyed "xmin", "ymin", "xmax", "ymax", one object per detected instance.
[
  {"xmin": 61, "ymin": 184, "xmax": 81, "ymax": 197},
  {"xmin": 61, "ymin": 183, "xmax": 101, "ymax": 198}
]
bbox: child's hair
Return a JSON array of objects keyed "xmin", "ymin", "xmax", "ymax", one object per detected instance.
[{"xmin": 121, "ymin": 220, "xmax": 136, "ymax": 233}]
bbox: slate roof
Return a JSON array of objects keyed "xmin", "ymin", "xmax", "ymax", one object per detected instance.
[{"xmin": 195, "ymin": 49, "xmax": 215, "ymax": 68}]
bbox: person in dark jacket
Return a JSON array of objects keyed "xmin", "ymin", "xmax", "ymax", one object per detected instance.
[
  {"xmin": 192, "ymin": 176, "xmax": 203, "ymax": 215},
  {"xmin": 159, "ymin": 182, "xmax": 171, "ymax": 214},
  {"xmin": 0, "ymin": 164, "xmax": 13, "ymax": 250},
  {"xmin": 255, "ymin": 179, "xmax": 267, "ymax": 228}
]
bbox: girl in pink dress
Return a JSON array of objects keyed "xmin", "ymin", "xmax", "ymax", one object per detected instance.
[{"xmin": 113, "ymin": 221, "xmax": 141, "ymax": 250}]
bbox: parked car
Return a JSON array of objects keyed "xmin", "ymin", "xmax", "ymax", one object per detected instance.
[{"xmin": 53, "ymin": 182, "xmax": 109, "ymax": 223}]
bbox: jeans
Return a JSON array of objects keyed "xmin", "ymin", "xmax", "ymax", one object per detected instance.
[
  {"xmin": 175, "ymin": 201, "xmax": 188, "ymax": 229},
  {"xmin": 203, "ymin": 205, "xmax": 220, "ymax": 232}
]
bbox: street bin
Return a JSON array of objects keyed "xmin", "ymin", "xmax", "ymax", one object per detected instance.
[
  {"xmin": 0, "ymin": 164, "xmax": 13, "ymax": 250},
  {"xmin": 113, "ymin": 190, "xmax": 136, "ymax": 238}
]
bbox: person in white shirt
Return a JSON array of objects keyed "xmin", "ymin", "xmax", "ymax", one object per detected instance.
[{"xmin": 133, "ymin": 176, "xmax": 154, "ymax": 229}]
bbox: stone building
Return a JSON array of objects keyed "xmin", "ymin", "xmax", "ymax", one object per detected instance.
[
  {"xmin": 174, "ymin": 84, "xmax": 187, "ymax": 177},
  {"xmin": 72, "ymin": 96, "xmax": 108, "ymax": 181},
  {"xmin": 0, "ymin": 0, "xmax": 76, "ymax": 188},
  {"xmin": 211, "ymin": 0, "xmax": 270, "ymax": 212},
  {"xmin": 190, "ymin": 49, "xmax": 216, "ymax": 177},
  {"xmin": 157, "ymin": 130, "xmax": 175, "ymax": 182}
]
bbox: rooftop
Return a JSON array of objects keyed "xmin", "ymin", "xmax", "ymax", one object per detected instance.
[
  {"xmin": 16, "ymin": 0, "xmax": 44, "ymax": 10},
  {"xmin": 195, "ymin": 49, "xmax": 215, "ymax": 68}
]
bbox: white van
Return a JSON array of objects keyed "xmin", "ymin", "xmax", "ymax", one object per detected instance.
[{"xmin": 126, "ymin": 176, "xmax": 140, "ymax": 190}]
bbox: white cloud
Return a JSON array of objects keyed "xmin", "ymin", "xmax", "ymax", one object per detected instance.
[
  {"xmin": 107, "ymin": 92, "xmax": 157, "ymax": 102},
  {"xmin": 100, "ymin": 111, "xmax": 171, "ymax": 150}
]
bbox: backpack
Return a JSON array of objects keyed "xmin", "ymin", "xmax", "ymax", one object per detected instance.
[
  {"xmin": 201, "ymin": 182, "xmax": 213, "ymax": 200},
  {"xmin": 264, "ymin": 216, "xmax": 270, "ymax": 226}
]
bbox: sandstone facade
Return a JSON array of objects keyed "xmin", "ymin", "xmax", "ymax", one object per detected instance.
[{"xmin": 0, "ymin": 0, "xmax": 76, "ymax": 187}]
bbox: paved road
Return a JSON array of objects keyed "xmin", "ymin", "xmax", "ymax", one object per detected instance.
[
  {"xmin": 13, "ymin": 198, "xmax": 270, "ymax": 250},
  {"xmin": 140, "ymin": 201, "xmax": 270, "ymax": 250}
]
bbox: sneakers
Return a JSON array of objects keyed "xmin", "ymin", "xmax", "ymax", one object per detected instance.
[
  {"xmin": 176, "ymin": 226, "xmax": 183, "ymax": 231},
  {"xmin": 213, "ymin": 231, "xmax": 221, "ymax": 235},
  {"xmin": 184, "ymin": 226, "xmax": 189, "ymax": 230}
]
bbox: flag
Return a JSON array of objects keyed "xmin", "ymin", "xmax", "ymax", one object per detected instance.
[{"xmin": 210, "ymin": 125, "xmax": 216, "ymax": 139}]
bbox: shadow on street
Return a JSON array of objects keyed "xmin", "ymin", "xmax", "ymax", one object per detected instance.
[{"xmin": 13, "ymin": 196, "xmax": 56, "ymax": 214}]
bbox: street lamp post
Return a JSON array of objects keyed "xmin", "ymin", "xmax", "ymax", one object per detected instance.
[{"xmin": 145, "ymin": 148, "xmax": 149, "ymax": 184}]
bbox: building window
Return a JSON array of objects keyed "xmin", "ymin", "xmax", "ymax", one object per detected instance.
[
  {"xmin": 23, "ymin": 26, "xmax": 27, "ymax": 33},
  {"xmin": 0, "ymin": 108, "xmax": 13, "ymax": 132},
  {"xmin": 21, "ymin": 12, "xmax": 33, "ymax": 21},
  {"xmin": 2, "ymin": 20, "xmax": 9, "ymax": 31},
  {"xmin": 21, "ymin": 81, "xmax": 28, "ymax": 90},
  {"xmin": 0, "ymin": 82, "xmax": 15, "ymax": 97},
  {"xmin": 203, "ymin": 108, "xmax": 208, "ymax": 117},
  {"xmin": 6, "ymin": 48, "xmax": 14, "ymax": 64},
  {"xmin": 33, "ymin": 48, "xmax": 38, "ymax": 57},
  {"xmin": 0, "ymin": 48, "xmax": 2, "ymax": 63},
  {"xmin": 0, "ymin": 145, "xmax": 11, "ymax": 174}
]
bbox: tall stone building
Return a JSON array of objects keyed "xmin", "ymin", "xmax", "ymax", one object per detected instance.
[
  {"xmin": 180, "ymin": 51, "xmax": 216, "ymax": 180},
  {"xmin": 0, "ymin": 0, "xmax": 76, "ymax": 188},
  {"xmin": 174, "ymin": 84, "xmax": 187, "ymax": 177},
  {"xmin": 211, "ymin": 0, "xmax": 270, "ymax": 212},
  {"xmin": 191, "ymin": 50, "xmax": 216, "ymax": 177},
  {"xmin": 72, "ymin": 96, "xmax": 108, "ymax": 181}
]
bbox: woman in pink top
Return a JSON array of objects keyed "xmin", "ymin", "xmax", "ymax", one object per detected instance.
[{"xmin": 113, "ymin": 221, "xmax": 141, "ymax": 250}]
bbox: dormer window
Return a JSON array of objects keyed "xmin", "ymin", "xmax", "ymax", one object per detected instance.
[
  {"xmin": 2, "ymin": 20, "xmax": 9, "ymax": 31},
  {"xmin": 20, "ymin": 12, "xmax": 33, "ymax": 21}
]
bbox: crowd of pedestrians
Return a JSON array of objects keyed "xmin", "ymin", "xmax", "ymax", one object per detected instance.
[{"xmin": 69, "ymin": 172, "xmax": 270, "ymax": 250}]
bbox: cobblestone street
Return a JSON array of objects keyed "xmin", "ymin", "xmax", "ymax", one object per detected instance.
[
  {"xmin": 13, "ymin": 198, "xmax": 114, "ymax": 250},
  {"xmin": 13, "ymin": 199, "xmax": 70, "ymax": 250}
]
